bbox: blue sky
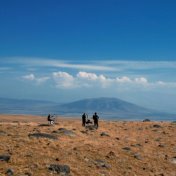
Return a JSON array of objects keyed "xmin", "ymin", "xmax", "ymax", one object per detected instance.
[{"xmin": 0, "ymin": 0, "xmax": 176, "ymax": 113}]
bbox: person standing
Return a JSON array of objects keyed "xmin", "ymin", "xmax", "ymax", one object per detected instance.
[
  {"xmin": 93, "ymin": 112, "xmax": 99, "ymax": 129},
  {"xmin": 47, "ymin": 114, "xmax": 51, "ymax": 125},
  {"xmin": 82, "ymin": 113, "xmax": 86, "ymax": 127}
]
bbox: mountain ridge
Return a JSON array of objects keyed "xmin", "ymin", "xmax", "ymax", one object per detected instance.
[{"xmin": 0, "ymin": 97, "xmax": 175, "ymax": 120}]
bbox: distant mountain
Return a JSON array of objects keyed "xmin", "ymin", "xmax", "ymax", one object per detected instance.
[
  {"xmin": 50, "ymin": 97, "xmax": 176, "ymax": 120},
  {"xmin": 0, "ymin": 97, "xmax": 175, "ymax": 120}
]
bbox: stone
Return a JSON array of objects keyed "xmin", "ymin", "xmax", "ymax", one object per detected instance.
[
  {"xmin": 153, "ymin": 124, "xmax": 161, "ymax": 128},
  {"xmin": 48, "ymin": 164, "xmax": 70, "ymax": 175},
  {"xmin": 0, "ymin": 155, "xmax": 10, "ymax": 162},
  {"xmin": 131, "ymin": 143, "xmax": 142, "ymax": 147},
  {"xmin": 170, "ymin": 157, "xmax": 176, "ymax": 164},
  {"xmin": 0, "ymin": 130, "xmax": 6, "ymax": 136},
  {"xmin": 94, "ymin": 160, "xmax": 111, "ymax": 169},
  {"xmin": 155, "ymin": 138, "xmax": 161, "ymax": 142},
  {"xmin": 28, "ymin": 133, "xmax": 57, "ymax": 140},
  {"xmin": 158, "ymin": 144, "xmax": 165, "ymax": 148},
  {"xmin": 80, "ymin": 130, "xmax": 88, "ymax": 134},
  {"xmin": 54, "ymin": 128, "xmax": 76, "ymax": 137},
  {"xmin": 85, "ymin": 125, "xmax": 97, "ymax": 130},
  {"xmin": 133, "ymin": 153, "xmax": 142, "ymax": 160},
  {"xmin": 106, "ymin": 151, "xmax": 117, "ymax": 159},
  {"xmin": 100, "ymin": 132, "xmax": 110, "ymax": 137},
  {"xmin": 122, "ymin": 147, "xmax": 131, "ymax": 151},
  {"xmin": 143, "ymin": 119, "xmax": 151, "ymax": 122},
  {"xmin": 24, "ymin": 172, "xmax": 32, "ymax": 176},
  {"xmin": 6, "ymin": 168, "xmax": 14, "ymax": 176}
]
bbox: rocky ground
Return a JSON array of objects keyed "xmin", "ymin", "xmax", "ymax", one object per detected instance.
[{"xmin": 0, "ymin": 115, "xmax": 176, "ymax": 176}]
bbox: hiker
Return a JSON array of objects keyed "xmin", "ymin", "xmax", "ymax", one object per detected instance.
[
  {"xmin": 93, "ymin": 112, "xmax": 99, "ymax": 128},
  {"xmin": 82, "ymin": 113, "xmax": 86, "ymax": 127},
  {"xmin": 47, "ymin": 114, "xmax": 55, "ymax": 125}
]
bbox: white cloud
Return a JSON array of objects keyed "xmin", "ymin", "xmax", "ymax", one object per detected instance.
[
  {"xmin": 22, "ymin": 74, "xmax": 35, "ymax": 81},
  {"xmin": 52, "ymin": 72, "xmax": 75, "ymax": 88},
  {"xmin": 116, "ymin": 76, "xmax": 132, "ymax": 83},
  {"xmin": 134, "ymin": 77, "xmax": 148, "ymax": 84},
  {"xmin": 5, "ymin": 57, "xmax": 115, "ymax": 71},
  {"xmin": 22, "ymin": 74, "xmax": 49, "ymax": 84},
  {"xmin": 52, "ymin": 71, "xmax": 158, "ymax": 89},
  {"xmin": 101, "ymin": 60, "xmax": 176, "ymax": 70},
  {"xmin": 77, "ymin": 72, "xmax": 98, "ymax": 80},
  {"xmin": 22, "ymin": 71, "xmax": 176, "ymax": 90}
]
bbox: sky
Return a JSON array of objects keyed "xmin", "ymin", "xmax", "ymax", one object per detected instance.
[{"xmin": 0, "ymin": 0, "xmax": 176, "ymax": 113}]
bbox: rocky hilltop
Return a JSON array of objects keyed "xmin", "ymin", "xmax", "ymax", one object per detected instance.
[{"xmin": 0, "ymin": 115, "xmax": 176, "ymax": 176}]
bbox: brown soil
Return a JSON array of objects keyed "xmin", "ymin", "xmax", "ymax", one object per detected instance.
[{"xmin": 0, "ymin": 114, "xmax": 175, "ymax": 176}]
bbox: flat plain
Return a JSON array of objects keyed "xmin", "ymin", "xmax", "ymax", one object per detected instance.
[{"xmin": 0, "ymin": 115, "xmax": 176, "ymax": 176}]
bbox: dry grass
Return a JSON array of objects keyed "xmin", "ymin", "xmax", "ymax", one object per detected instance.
[{"xmin": 0, "ymin": 115, "xmax": 176, "ymax": 176}]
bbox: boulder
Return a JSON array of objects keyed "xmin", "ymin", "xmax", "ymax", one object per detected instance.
[
  {"xmin": 53, "ymin": 128, "xmax": 76, "ymax": 137},
  {"xmin": 100, "ymin": 132, "xmax": 110, "ymax": 137},
  {"xmin": 28, "ymin": 133, "xmax": 57, "ymax": 140},
  {"xmin": 48, "ymin": 164, "xmax": 70, "ymax": 175},
  {"xmin": 143, "ymin": 119, "xmax": 151, "ymax": 122},
  {"xmin": 133, "ymin": 153, "xmax": 142, "ymax": 160},
  {"xmin": 153, "ymin": 124, "xmax": 161, "ymax": 128},
  {"xmin": 122, "ymin": 147, "xmax": 131, "ymax": 151},
  {"xmin": 94, "ymin": 160, "xmax": 111, "ymax": 169},
  {"xmin": 170, "ymin": 157, "xmax": 176, "ymax": 164}
]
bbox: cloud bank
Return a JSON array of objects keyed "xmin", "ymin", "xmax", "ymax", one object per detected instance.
[
  {"xmin": 22, "ymin": 71, "xmax": 176, "ymax": 90},
  {"xmin": 22, "ymin": 74, "xmax": 49, "ymax": 84}
]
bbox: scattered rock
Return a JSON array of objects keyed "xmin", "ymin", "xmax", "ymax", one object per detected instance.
[
  {"xmin": 162, "ymin": 131, "xmax": 167, "ymax": 135},
  {"xmin": 94, "ymin": 160, "xmax": 111, "ymax": 169},
  {"xmin": 0, "ymin": 130, "xmax": 6, "ymax": 136},
  {"xmin": 24, "ymin": 172, "xmax": 32, "ymax": 176},
  {"xmin": 131, "ymin": 143, "xmax": 142, "ymax": 147},
  {"xmin": 48, "ymin": 164, "xmax": 70, "ymax": 175},
  {"xmin": 122, "ymin": 147, "xmax": 131, "ymax": 151},
  {"xmin": 164, "ymin": 155, "xmax": 168, "ymax": 160},
  {"xmin": 54, "ymin": 128, "xmax": 76, "ymax": 137},
  {"xmin": 85, "ymin": 125, "xmax": 97, "ymax": 130},
  {"xmin": 6, "ymin": 168, "xmax": 14, "ymax": 176},
  {"xmin": 28, "ymin": 133, "xmax": 57, "ymax": 140},
  {"xmin": 170, "ymin": 157, "xmax": 176, "ymax": 164},
  {"xmin": 116, "ymin": 137, "xmax": 120, "ymax": 140},
  {"xmin": 0, "ymin": 155, "xmax": 10, "ymax": 162},
  {"xmin": 143, "ymin": 119, "xmax": 151, "ymax": 122},
  {"xmin": 158, "ymin": 144, "xmax": 165, "ymax": 148},
  {"xmin": 100, "ymin": 132, "xmax": 110, "ymax": 137},
  {"xmin": 80, "ymin": 130, "xmax": 88, "ymax": 134},
  {"xmin": 153, "ymin": 124, "xmax": 161, "ymax": 128},
  {"xmin": 133, "ymin": 153, "xmax": 142, "ymax": 160},
  {"xmin": 155, "ymin": 138, "xmax": 161, "ymax": 142},
  {"xmin": 55, "ymin": 158, "xmax": 60, "ymax": 161},
  {"xmin": 106, "ymin": 151, "xmax": 117, "ymax": 159}
]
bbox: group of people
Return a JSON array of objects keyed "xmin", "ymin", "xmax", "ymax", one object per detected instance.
[
  {"xmin": 47, "ymin": 112, "xmax": 100, "ymax": 129},
  {"xmin": 82, "ymin": 112, "xmax": 99, "ymax": 129}
]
